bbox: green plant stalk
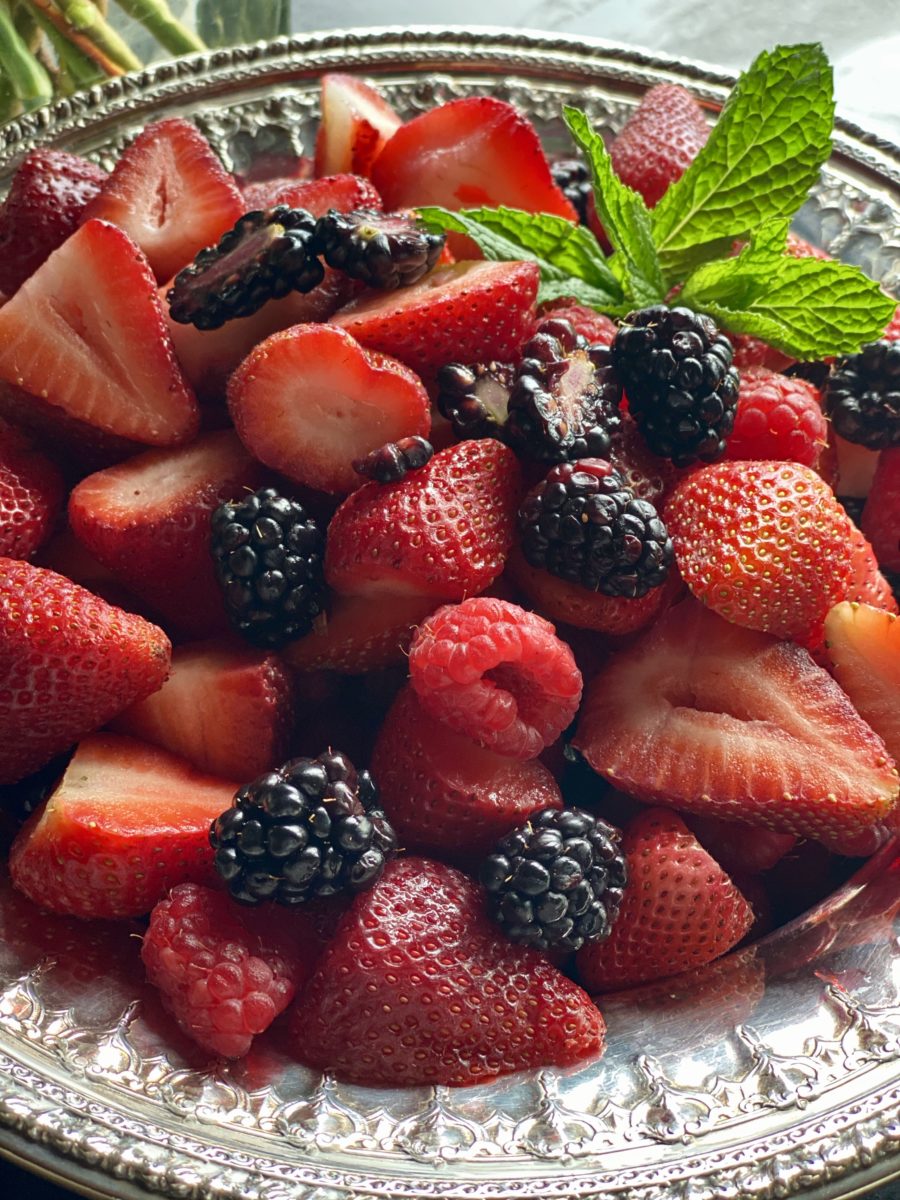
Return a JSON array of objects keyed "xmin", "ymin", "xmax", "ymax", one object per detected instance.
[
  {"xmin": 115, "ymin": 0, "xmax": 205, "ymax": 55},
  {"xmin": 30, "ymin": 1, "xmax": 103, "ymax": 87},
  {"xmin": 44, "ymin": 0, "xmax": 142, "ymax": 71},
  {"xmin": 0, "ymin": 58, "xmax": 23, "ymax": 122},
  {"xmin": 0, "ymin": 1, "xmax": 54, "ymax": 109}
]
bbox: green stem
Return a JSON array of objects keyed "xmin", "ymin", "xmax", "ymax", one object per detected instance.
[
  {"xmin": 44, "ymin": 0, "xmax": 142, "ymax": 71},
  {"xmin": 114, "ymin": 0, "xmax": 205, "ymax": 55},
  {"xmin": 0, "ymin": 59, "xmax": 23, "ymax": 122},
  {"xmin": 30, "ymin": 2, "xmax": 102, "ymax": 87},
  {"xmin": 0, "ymin": 1, "xmax": 54, "ymax": 109}
]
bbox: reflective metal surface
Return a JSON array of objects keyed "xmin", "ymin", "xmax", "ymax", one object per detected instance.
[{"xmin": 0, "ymin": 28, "xmax": 899, "ymax": 1200}]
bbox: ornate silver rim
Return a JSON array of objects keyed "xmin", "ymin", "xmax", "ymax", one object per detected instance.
[{"xmin": 0, "ymin": 28, "xmax": 899, "ymax": 1200}]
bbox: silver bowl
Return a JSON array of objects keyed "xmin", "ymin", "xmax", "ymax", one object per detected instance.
[{"xmin": 1, "ymin": 27, "xmax": 899, "ymax": 1200}]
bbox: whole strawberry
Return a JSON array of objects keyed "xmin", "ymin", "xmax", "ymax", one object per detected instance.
[
  {"xmin": 862, "ymin": 446, "xmax": 900, "ymax": 573},
  {"xmin": 609, "ymin": 84, "xmax": 710, "ymax": 207},
  {"xmin": 0, "ymin": 424, "xmax": 64, "ymax": 560}
]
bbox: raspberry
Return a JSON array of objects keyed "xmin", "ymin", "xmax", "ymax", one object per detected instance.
[
  {"xmin": 725, "ymin": 367, "xmax": 828, "ymax": 466},
  {"xmin": 728, "ymin": 332, "xmax": 794, "ymax": 374},
  {"xmin": 141, "ymin": 883, "xmax": 299, "ymax": 1058},
  {"xmin": 408, "ymin": 597, "xmax": 583, "ymax": 759},
  {"xmin": 536, "ymin": 302, "xmax": 618, "ymax": 346}
]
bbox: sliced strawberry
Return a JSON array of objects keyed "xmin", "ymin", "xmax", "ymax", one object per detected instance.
[
  {"xmin": 9, "ymin": 734, "xmax": 237, "ymax": 919},
  {"xmin": 862, "ymin": 446, "xmax": 900, "ymax": 573},
  {"xmin": 330, "ymin": 259, "xmax": 539, "ymax": 382},
  {"xmin": 571, "ymin": 599, "xmax": 899, "ymax": 844},
  {"xmin": 370, "ymin": 686, "xmax": 562, "ymax": 861},
  {"xmin": 81, "ymin": 118, "xmax": 244, "ymax": 283},
  {"xmin": 288, "ymin": 855, "xmax": 605, "ymax": 1086},
  {"xmin": 0, "ymin": 220, "xmax": 199, "ymax": 454},
  {"xmin": 576, "ymin": 808, "xmax": 754, "ymax": 992},
  {"xmin": 68, "ymin": 430, "xmax": 265, "ymax": 639},
  {"xmin": 609, "ymin": 84, "xmax": 710, "ymax": 207},
  {"xmin": 325, "ymin": 439, "xmax": 522, "ymax": 599},
  {"xmin": 0, "ymin": 558, "xmax": 170, "ymax": 785},
  {"xmin": 846, "ymin": 524, "xmax": 899, "ymax": 613},
  {"xmin": 824, "ymin": 601, "xmax": 900, "ymax": 767},
  {"xmin": 0, "ymin": 149, "xmax": 107, "ymax": 296},
  {"xmin": 371, "ymin": 97, "xmax": 577, "ymax": 222},
  {"xmin": 110, "ymin": 638, "xmax": 295, "ymax": 781},
  {"xmin": 255, "ymin": 172, "xmax": 383, "ymax": 215},
  {"xmin": 228, "ymin": 324, "xmax": 431, "ymax": 495},
  {"xmin": 315, "ymin": 75, "xmax": 402, "ymax": 177},
  {"xmin": 281, "ymin": 590, "xmax": 438, "ymax": 673},
  {"xmin": 684, "ymin": 814, "xmax": 796, "ymax": 875},
  {"xmin": 0, "ymin": 421, "xmax": 65, "ymax": 560}
]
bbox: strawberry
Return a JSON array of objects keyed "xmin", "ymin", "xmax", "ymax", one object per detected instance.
[
  {"xmin": 110, "ymin": 638, "xmax": 295, "ymax": 781},
  {"xmin": 330, "ymin": 259, "xmax": 539, "ymax": 382},
  {"xmin": 9, "ymin": 734, "xmax": 238, "ymax": 919},
  {"xmin": 861, "ymin": 445, "xmax": 900, "ymax": 572},
  {"xmin": 281, "ymin": 590, "xmax": 438, "ymax": 673},
  {"xmin": 0, "ymin": 220, "xmax": 199, "ymax": 458},
  {"xmin": 609, "ymin": 84, "xmax": 710, "ymax": 207},
  {"xmin": 227, "ymin": 324, "xmax": 431, "ymax": 495},
  {"xmin": 725, "ymin": 367, "xmax": 828, "ymax": 467},
  {"xmin": 824, "ymin": 601, "xmax": 900, "ymax": 766},
  {"xmin": 571, "ymin": 598, "xmax": 899, "ymax": 844},
  {"xmin": 846, "ymin": 524, "xmax": 899, "ymax": 613},
  {"xmin": 606, "ymin": 412, "xmax": 685, "ymax": 507},
  {"xmin": 370, "ymin": 685, "xmax": 562, "ymax": 861},
  {"xmin": 785, "ymin": 231, "xmax": 832, "ymax": 260},
  {"xmin": 315, "ymin": 75, "xmax": 402, "ymax": 177},
  {"xmin": 288, "ymin": 855, "xmax": 606, "ymax": 1086},
  {"xmin": 576, "ymin": 808, "xmax": 754, "ymax": 992},
  {"xmin": 68, "ymin": 430, "xmax": 265, "ymax": 639},
  {"xmin": 664, "ymin": 460, "xmax": 855, "ymax": 643},
  {"xmin": 325, "ymin": 439, "xmax": 522, "ymax": 599},
  {"xmin": 0, "ymin": 558, "xmax": 171, "ymax": 785},
  {"xmin": 0, "ymin": 421, "xmax": 65, "ymax": 560},
  {"xmin": 0, "ymin": 149, "xmax": 107, "ymax": 297},
  {"xmin": 684, "ymin": 814, "xmax": 796, "ymax": 875},
  {"xmin": 371, "ymin": 97, "xmax": 577, "ymax": 224},
  {"xmin": 81, "ymin": 118, "xmax": 244, "ymax": 283},
  {"xmin": 251, "ymin": 171, "xmax": 382, "ymax": 215}
]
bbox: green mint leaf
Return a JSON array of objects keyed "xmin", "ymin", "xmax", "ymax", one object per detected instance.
[
  {"xmin": 652, "ymin": 44, "xmax": 834, "ymax": 280},
  {"xmin": 680, "ymin": 229, "xmax": 896, "ymax": 357},
  {"xmin": 416, "ymin": 204, "xmax": 626, "ymax": 311},
  {"xmin": 562, "ymin": 107, "xmax": 666, "ymax": 307}
]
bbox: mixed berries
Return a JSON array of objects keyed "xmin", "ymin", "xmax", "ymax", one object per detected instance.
[{"xmin": 0, "ymin": 64, "xmax": 898, "ymax": 1096}]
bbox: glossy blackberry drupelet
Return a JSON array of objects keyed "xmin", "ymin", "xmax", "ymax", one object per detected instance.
[
  {"xmin": 210, "ymin": 487, "xmax": 325, "ymax": 649},
  {"xmin": 312, "ymin": 208, "xmax": 445, "ymax": 290},
  {"xmin": 518, "ymin": 459, "xmax": 673, "ymax": 598},
  {"xmin": 824, "ymin": 340, "xmax": 900, "ymax": 449},
  {"xmin": 612, "ymin": 305, "xmax": 739, "ymax": 466},
  {"xmin": 480, "ymin": 807, "xmax": 627, "ymax": 952},
  {"xmin": 167, "ymin": 207, "xmax": 324, "ymax": 330},
  {"xmin": 549, "ymin": 157, "xmax": 592, "ymax": 225},
  {"xmin": 210, "ymin": 751, "xmax": 398, "ymax": 906},
  {"xmin": 435, "ymin": 360, "xmax": 516, "ymax": 440},
  {"xmin": 353, "ymin": 435, "xmax": 434, "ymax": 483},
  {"xmin": 506, "ymin": 318, "xmax": 622, "ymax": 462}
]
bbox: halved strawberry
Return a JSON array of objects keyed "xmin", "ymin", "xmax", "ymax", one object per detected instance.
[
  {"xmin": 862, "ymin": 446, "xmax": 900, "ymax": 573},
  {"xmin": 0, "ymin": 148, "xmax": 107, "ymax": 297},
  {"xmin": 0, "ymin": 220, "xmax": 199, "ymax": 455},
  {"xmin": 370, "ymin": 685, "xmax": 563, "ymax": 862},
  {"xmin": 81, "ymin": 118, "xmax": 244, "ymax": 283},
  {"xmin": 288, "ymin": 855, "xmax": 605, "ymax": 1086},
  {"xmin": 371, "ymin": 97, "xmax": 577, "ymax": 221},
  {"xmin": 253, "ymin": 172, "xmax": 382, "ymax": 215},
  {"xmin": 228, "ymin": 324, "xmax": 431, "ymax": 495},
  {"xmin": 68, "ymin": 430, "xmax": 265, "ymax": 638},
  {"xmin": 9, "ymin": 734, "xmax": 237, "ymax": 919},
  {"xmin": 571, "ymin": 598, "xmax": 899, "ymax": 844},
  {"xmin": 824, "ymin": 601, "xmax": 900, "ymax": 766},
  {"xmin": 325, "ymin": 439, "xmax": 522, "ymax": 599},
  {"xmin": 315, "ymin": 75, "xmax": 402, "ymax": 177},
  {"xmin": 330, "ymin": 259, "xmax": 539, "ymax": 381},
  {"xmin": 281, "ymin": 590, "xmax": 438, "ymax": 673},
  {"xmin": 0, "ymin": 557, "xmax": 170, "ymax": 785},
  {"xmin": 110, "ymin": 638, "xmax": 295, "ymax": 781},
  {"xmin": 0, "ymin": 421, "xmax": 65, "ymax": 560},
  {"xmin": 576, "ymin": 808, "xmax": 754, "ymax": 992}
]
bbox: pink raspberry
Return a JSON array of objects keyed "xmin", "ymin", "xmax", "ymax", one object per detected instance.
[
  {"xmin": 728, "ymin": 333, "xmax": 794, "ymax": 373},
  {"xmin": 725, "ymin": 367, "xmax": 827, "ymax": 467},
  {"xmin": 535, "ymin": 301, "xmax": 618, "ymax": 345},
  {"xmin": 408, "ymin": 597, "xmax": 582, "ymax": 759},
  {"xmin": 882, "ymin": 302, "xmax": 900, "ymax": 343},
  {"xmin": 141, "ymin": 883, "xmax": 301, "ymax": 1058}
]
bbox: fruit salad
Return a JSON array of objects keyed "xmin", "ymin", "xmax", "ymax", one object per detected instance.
[{"xmin": 0, "ymin": 42, "xmax": 898, "ymax": 1092}]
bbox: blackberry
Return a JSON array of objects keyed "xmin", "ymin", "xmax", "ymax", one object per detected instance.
[
  {"xmin": 167, "ymin": 207, "xmax": 324, "ymax": 330},
  {"xmin": 436, "ymin": 360, "xmax": 516, "ymax": 440},
  {"xmin": 210, "ymin": 487, "xmax": 325, "ymax": 649},
  {"xmin": 518, "ymin": 459, "xmax": 673, "ymax": 598},
  {"xmin": 312, "ymin": 208, "xmax": 445, "ymax": 290},
  {"xmin": 824, "ymin": 340, "xmax": 900, "ymax": 449},
  {"xmin": 506, "ymin": 317, "xmax": 622, "ymax": 462},
  {"xmin": 353, "ymin": 435, "xmax": 434, "ymax": 483},
  {"xmin": 210, "ymin": 751, "xmax": 397, "ymax": 906},
  {"xmin": 480, "ymin": 807, "xmax": 627, "ymax": 952},
  {"xmin": 612, "ymin": 305, "xmax": 739, "ymax": 466},
  {"xmin": 784, "ymin": 359, "xmax": 832, "ymax": 391},
  {"xmin": 550, "ymin": 157, "xmax": 592, "ymax": 225}
]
